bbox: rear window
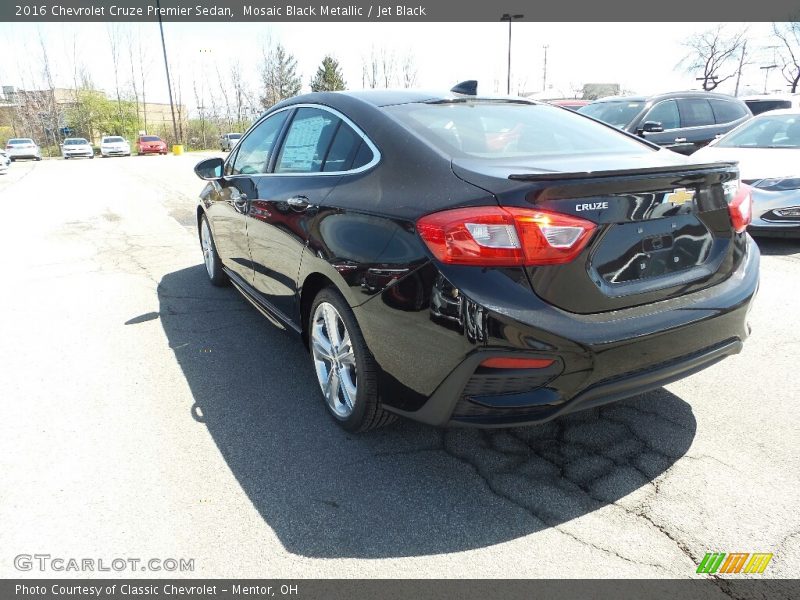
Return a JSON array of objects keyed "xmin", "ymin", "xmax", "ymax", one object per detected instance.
[
  {"xmin": 64, "ymin": 139, "xmax": 89, "ymax": 145},
  {"xmin": 577, "ymin": 101, "xmax": 645, "ymax": 128},
  {"xmin": 104, "ymin": 137, "xmax": 125, "ymax": 143},
  {"xmin": 744, "ymin": 100, "xmax": 792, "ymax": 116},
  {"xmin": 228, "ymin": 134, "xmax": 242, "ymax": 140},
  {"xmin": 386, "ymin": 101, "xmax": 652, "ymax": 159},
  {"xmin": 8, "ymin": 138, "xmax": 33, "ymax": 144},
  {"xmin": 141, "ymin": 136, "xmax": 161, "ymax": 142},
  {"xmin": 710, "ymin": 99, "xmax": 749, "ymax": 124}
]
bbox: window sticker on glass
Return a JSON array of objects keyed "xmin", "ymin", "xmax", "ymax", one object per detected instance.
[{"xmin": 280, "ymin": 116, "xmax": 327, "ymax": 171}]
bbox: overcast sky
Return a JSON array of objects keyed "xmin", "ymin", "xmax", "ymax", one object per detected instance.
[{"xmin": 0, "ymin": 21, "xmax": 787, "ymax": 113}]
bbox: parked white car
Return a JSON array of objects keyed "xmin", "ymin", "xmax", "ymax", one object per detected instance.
[
  {"xmin": 694, "ymin": 109, "xmax": 800, "ymax": 237},
  {"xmin": 5, "ymin": 138, "xmax": 42, "ymax": 161},
  {"xmin": 220, "ymin": 132, "xmax": 242, "ymax": 152},
  {"xmin": 100, "ymin": 136, "xmax": 131, "ymax": 157},
  {"xmin": 0, "ymin": 149, "xmax": 10, "ymax": 174},
  {"xmin": 61, "ymin": 137, "xmax": 94, "ymax": 159}
]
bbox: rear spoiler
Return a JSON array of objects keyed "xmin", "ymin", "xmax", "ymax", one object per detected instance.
[{"xmin": 508, "ymin": 162, "xmax": 739, "ymax": 182}]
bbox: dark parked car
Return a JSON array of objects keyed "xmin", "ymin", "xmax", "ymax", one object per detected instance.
[
  {"xmin": 578, "ymin": 91, "xmax": 751, "ymax": 155},
  {"xmin": 193, "ymin": 89, "xmax": 759, "ymax": 432}
]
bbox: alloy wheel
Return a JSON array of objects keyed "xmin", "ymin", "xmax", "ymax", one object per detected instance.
[
  {"xmin": 311, "ymin": 302, "xmax": 358, "ymax": 418},
  {"xmin": 200, "ymin": 219, "xmax": 215, "ymax": 278}
]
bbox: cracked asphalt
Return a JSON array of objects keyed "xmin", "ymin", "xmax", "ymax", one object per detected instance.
[{"xmin": 0, "ymin": 155, "xmax": 798, "ymax": 589}]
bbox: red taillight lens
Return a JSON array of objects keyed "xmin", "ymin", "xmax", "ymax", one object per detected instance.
[
  {"xmin": 727, "ymin": 183, "xmax": 752, "ymax": 234},
  {"xmin": 480, "ymin": 357, "xmax": 555, "ymax": 369},
  {"xmin": 416, "ymin": 206, "xmax": 596, "ymax": 266}
]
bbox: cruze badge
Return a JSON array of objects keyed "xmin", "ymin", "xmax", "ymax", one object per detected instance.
[
  {"xmin": 575, "ymin": 201, "xmax": 609, "ymax": 212},
  {"xmin": 665, "ymin": 188, "xmax": 695, "ymax": 206}
]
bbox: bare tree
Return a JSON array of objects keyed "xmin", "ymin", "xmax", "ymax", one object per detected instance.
[
  {"xmin": 107, "ymin": 24, "xmax": 124, "ymax": 124},
  {"xmin": 773, "ymin": 22, "xmax": 800, "ymax": 93},
  {"xmin": 400, "ymin": 51, "xmax": 418, "ymax": 88},
  {"xmin": 678, "ymin": 26, "xmax": 748, "ymax": 91},
  {"xmin": 126, "ymin": 28, "xmax": 141, "ymax": 134},
  {"xmin": 361, "ymin": 48, "xmax": 379, "ymax": 88},
  {"xmin": 136, "ymin": 25, "xmax": 150, "ymax": 133},
  {"xmin": 380, "ymin": 48, "xmax": 396, "ymax": 88}
]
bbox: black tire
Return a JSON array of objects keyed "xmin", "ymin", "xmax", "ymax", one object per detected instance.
[
  {"xmin": 199, "ymin": 213, "xmax": 228, "ymax": 287},
  {"xmin": 308, "ymin": 287, "xmax": 396, "ymax": 432},
  {"xmin": 35, "ymin": 157, "xmax": 42, "ymax": 161}
]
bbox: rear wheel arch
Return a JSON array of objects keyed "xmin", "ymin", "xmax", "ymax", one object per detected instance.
[{"xmin": 299, "ymin": 273, "xmax": 337, "ymax": 349}]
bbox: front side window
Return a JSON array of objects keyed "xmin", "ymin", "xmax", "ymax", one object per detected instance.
[
  {"xmin": 644, "ymin": 100, "xmax": 680, "ymax": 130},
  {"xmin": 230, "ymin": 110, "xmax": 289, "ymax": 175}
]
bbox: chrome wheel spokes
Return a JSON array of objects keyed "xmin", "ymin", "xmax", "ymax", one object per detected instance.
[
  {"xmin": 311, "ymin": 302, "xmax": 358, "ymax": 418},
  {"xmin": 200, "ymin": 220, "xmax": 214, "ymax": 277}
]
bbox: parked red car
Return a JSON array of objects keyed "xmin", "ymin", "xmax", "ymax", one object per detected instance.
[{"xmin": 136, "ymin": 135, "xmax": 168, "ymax": 155}]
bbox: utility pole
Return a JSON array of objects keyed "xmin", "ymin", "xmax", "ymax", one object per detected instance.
[
  {"xmin": 501, "ymin": 13, "xmax": 524, "ymax": 95},
  {"xmin": 542, "ymin": 45, "xmax": 549, "ymax": 92},
  {"xmin": 156, "ymin": 0, "xmax": 179, "ymax": 144},
  {"xmin": 734, "ymin": 40, "xmax": 747, "ymax": 97}
]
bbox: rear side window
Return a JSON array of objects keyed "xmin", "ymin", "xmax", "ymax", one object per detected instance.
[
  {"xmin": 322, "ymin": 122, "xmax": 372, "ymax": 172},
  {"xmin": 387, "ymin": 102, "xmax": 652, "ymax": 159},
  {"xmin": 710, "ymin": 99, "xmax": 748, "ymax": 124},
  {"xmin": 644, "ymin": 100, "xmax": 680, "ymax": 130},
  {"xmin": 678, "ymin": 99, "xmax": 715, "ymax": 127},
  {"xmin": 230, "ymin": 110, "xmax": 289, "ymax": 175}
]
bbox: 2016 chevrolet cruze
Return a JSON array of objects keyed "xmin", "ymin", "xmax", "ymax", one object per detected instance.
[{"xmin": 193, "ymin": 88, "xmax": 759, "ymax": 432}]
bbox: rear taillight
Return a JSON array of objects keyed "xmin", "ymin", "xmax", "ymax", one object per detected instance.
[
  {"xmin": 727, "ymin": 183, "xmax": 752, "ymax": 234},
  {"xmin": 416, "ymin": 206, "xmax": 596, "ymax": 266}
]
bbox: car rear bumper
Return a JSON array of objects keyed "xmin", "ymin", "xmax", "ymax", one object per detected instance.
[
  {"xmin": 372, "ymin": 235, "xmax": 759, "ymax": 428},
  {"xmin": 138, "ymin": 148, "xmax": 165, "ymax": 154}
]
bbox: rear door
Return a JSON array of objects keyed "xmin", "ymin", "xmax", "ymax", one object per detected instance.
[
  {"xmin": 675, "ymin": 98, "xmax": 719, "ymax": 154},
  {"xmin": 246, "ymin": 106, "xmax": 370, "ymax": 320}
]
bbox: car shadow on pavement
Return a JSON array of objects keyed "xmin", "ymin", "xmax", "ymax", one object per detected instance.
[
  {"xmin": 157, "ymin": 265, "xmax": 696, "ymax": 559},
  {"xmin": 752, "ymin": 237, "xmax": 799, "ymax": 256}
]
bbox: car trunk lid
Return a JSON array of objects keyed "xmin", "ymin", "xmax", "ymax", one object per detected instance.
[{"xmin": 452, "ymin": 155, "xmax": 743, "ymax": 314}]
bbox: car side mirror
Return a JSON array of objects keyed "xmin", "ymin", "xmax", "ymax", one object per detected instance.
[
  {"xmin": 640, "ymin": 121, "xmax": 664, "ymax": 134},
  {"xmin": 195, "ymin": 157, "xmax": 224, "ymax": 180}
]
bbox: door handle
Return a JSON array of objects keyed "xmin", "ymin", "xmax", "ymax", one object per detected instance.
[
  {"xmin": 287, "ymin": 196, "xmax": 311, "ymax": 211},
  {"xmin": 674, "ymin": 137, "xmax": 687, "ymax": 143}
]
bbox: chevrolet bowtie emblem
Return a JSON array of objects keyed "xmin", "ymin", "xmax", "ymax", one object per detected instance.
[{"xmin": 665, "ymin": 188, "xmax": 695, "ymax": 206}]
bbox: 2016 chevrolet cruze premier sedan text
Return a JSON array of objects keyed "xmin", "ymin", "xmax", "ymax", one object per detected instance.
[{"xmin": 193, "ymin": 88, "xmax": 760, "ymax": 432}]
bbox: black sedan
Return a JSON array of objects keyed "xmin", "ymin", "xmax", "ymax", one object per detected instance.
[{"xmin": 193, "ymin": 88, "xmax": 760, "ymax": 432}]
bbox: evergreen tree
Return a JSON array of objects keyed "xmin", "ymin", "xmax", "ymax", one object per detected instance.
[
  {"xmin": 309, "ymin": 56, "xmax": 347, "ymax": 92},
  {"xmin": 260, "ymin": 43, "xmax": 302, "ymax": 108}
]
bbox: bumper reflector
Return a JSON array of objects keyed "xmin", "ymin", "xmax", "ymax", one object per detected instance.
[{"xmin": 480, "ymin": 357, "xmax": 555, "ymax": 369}]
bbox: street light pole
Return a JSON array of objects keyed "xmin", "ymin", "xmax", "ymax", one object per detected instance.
[
  {"xmin": 542, "ymin": 45, "xmax": 549, "ymax": 92},
  {"xmin": 501, "ymin": 13, "xmax": 524, "ymax": 95},
  {"xmin": 760, "ymin": 64, "xmax": 777, "ymax": 94}
]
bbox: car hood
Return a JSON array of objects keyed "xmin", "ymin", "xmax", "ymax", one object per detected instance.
[{"xmin": 693, "ymin": 146, "xmax": 800, "ymax": 180}]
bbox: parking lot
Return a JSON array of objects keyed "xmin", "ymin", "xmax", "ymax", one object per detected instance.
[{"xmin": 0, "ymin": 155, "xmax": 798, "ymax": 586}]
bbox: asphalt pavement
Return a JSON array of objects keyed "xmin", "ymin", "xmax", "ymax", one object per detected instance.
[{"xmin": 0, "ymin": 155, "xmax": 798, "ymax": 591}]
